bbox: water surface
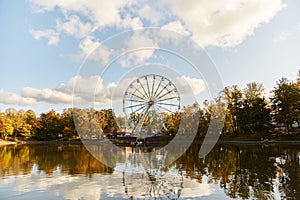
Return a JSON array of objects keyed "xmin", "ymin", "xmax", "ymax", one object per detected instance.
[{"xmin": 0, "ymin": 144, "xmax": 299, "ymax": 199}]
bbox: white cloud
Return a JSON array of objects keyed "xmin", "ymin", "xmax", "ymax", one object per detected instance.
[
  {"xmin": 16, "ymin": 75, "xmax": 134, "ymax": 106},
  {"xmin": 0, "ymin": 89, "xmax": 36, "ymax": 106},
  {"xmin": 30, "ymin": 0, "xmax": 143, "ymax": 63},
  {"xmin": 119, "ymin": 32, "xmax": 159, "ymax": 67},
  {"xmin": 21, "ymin": 87, "xmax": 73, "ymax": 104},
  {"xmin": 56, "ymin": 15, "xmax": 95, "ymax": 39},
  {"xmin": 176, "ymin": 76, "xmax": 206, "ymax": 95},
  {"xmin": 76, "ymin": 37, "xmax": 116, "ymax": 65},
  {"xmin": 30, "ymin": 29, "xmax": 60, "ymax": 45},
  {"xmin": 68, "ymin": 75, "xmax": 107, "ymax": 104},
  {"xmin": 30, "ymin": 0, "xmax": 139, "ymax": 29},
  {"xmin": 0, "ymin": 75, "xmax": 205, "ymax": 106},
  {"xmin": 118, "ymin": 14, "xmax": 143, "ymax": 30},
  {"xmin": 137, "ymin": 5, "xmax": 163, "ymax": 26},
  {"xmin": 161, "ymin": 21, "xmax": 190, "ymax": 36},
  {"xmin": 29, "ymin": 0, "xmax": 285, "ymax": 65},
  {"xmin": 19, "ymin": 75, "xmax": 103, "ymax": 105},
  {"xmin": 162, "ymin": 0, "xmax": 285, "ymax": 48},
  {"xmin": 273, "ymin": 31, "xmax": 291, "ymax": 43}
]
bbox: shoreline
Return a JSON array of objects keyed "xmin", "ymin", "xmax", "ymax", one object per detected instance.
[
  {"xmin": 0, "ymin": 140, "xmax": 83, "ymax": 146},
  {"xmin": 1, "ymin": 139, "xmax": 300, "ymax": 146},
  {"xmin": 217, "ymin": 140, "xmax": 300, "ymax": 145}
]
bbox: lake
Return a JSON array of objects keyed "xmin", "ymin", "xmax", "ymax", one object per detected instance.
[{"xmin": 0, "ymin": 143, "xmax": 299, "ymax": 199}]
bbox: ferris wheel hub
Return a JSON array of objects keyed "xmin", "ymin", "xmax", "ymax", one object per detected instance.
[{"xmin": 148, "ymin": 100, "xmax": 155, "ymax": 106}]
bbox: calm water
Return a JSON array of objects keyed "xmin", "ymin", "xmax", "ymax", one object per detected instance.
[{"xmin": 0, "ymin": 143, "xmax": 299, "ymax": 200}]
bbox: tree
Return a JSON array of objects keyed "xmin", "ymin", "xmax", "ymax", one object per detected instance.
[
  {"xmin": 103, "ymin": 109, "xmax": 119, "ymax": 133},
  {"xmin": 0, "ymin": 118, "xmax": 14, "ymax": 140},
  {"xmin": 72, "ymin": 108, "xmax": 89, "ymax": 139},
  {"xmin": 221, "ymin": 85, "xmax": 243, "ymax": 135},
  {"xmin": 165, "ymin": 112, "xmax": 181, "ymax": 135},
  {"xmin": 24, "ymin": 109, "xmax": 39, "ymax": 138},
  {"xmin": 244, "ymin": 82, "xmax": 264, "ymax": 100},
  {"xmin": 271, "ymin": 78, "xmax": 300, "ymax": 133},
  {"xmin": 220, "ymin": 83, "xmax": 271, "ymax": 137},
  {"xmin": 13, "ymin": 110, "xmax": 33, "ymax": 138},
  {"xmin": 37, "ymin": 110, "xmax": 62, "ymax": 140},
  {"xmin": 242, "ymin": 83, "xmax": 271, "ymax": 136},
  {"xmin": 61, "ymin": 108, "xmax": 77, "ymax": 139}
]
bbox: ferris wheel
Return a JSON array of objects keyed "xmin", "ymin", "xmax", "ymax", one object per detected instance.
[{"xmin": 123, "ymin": 74, "xmax": 180, "ymax": 137}]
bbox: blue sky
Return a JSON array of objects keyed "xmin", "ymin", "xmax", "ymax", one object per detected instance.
[{"xmin": 0, "ymin": 0, "xmax": 299, "ymax": 114}]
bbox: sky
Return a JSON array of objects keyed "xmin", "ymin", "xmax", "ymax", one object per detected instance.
[{"xmin": 0, "ymin": 0, "xmax": 300, "ymax": 115}]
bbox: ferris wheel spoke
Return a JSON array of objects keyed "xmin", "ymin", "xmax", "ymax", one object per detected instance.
[
  {"xmin": 124, "ymin": 99, "xmax": 145, "ymax": 103},
  {"xmin": 156, "ymin": 102, "xmax": 179, "ymax": 107},
  {"xmin": 125, "ymin": 103, "xmax": 147, "ymax": 109},
  {"xmin": 155, "ymin": 96, "xmax": 179, "ymax": 102},
  {"xmin": 126, "ymin": 92, "xmax": 147, "ymax": 101},
  {"xmin": 155, "ymin": 104, "xmax": 173, "ymax": 113},
  {"xmin": 154, "ymin": 83, "xmax": 172, "ymax": 100},
  {"xmin": 140, "ymin": 105, "xmax": 150, "ymax": 117},
  {"xmin": 145, "ymin": 76, "xmax": 151, "ymax": 98},
  {"xmin": 152, "ymin": 76, "xmax": 164, "ymax": 98},
  {"xmin": 152, "ymin": 106, "xmax": 165, "ymax": 117},
  {"xmin": 131, "ymin": 104, "xmax": 148, "ymax": 114},
  {"xmin": 150, "ymin": 75, "xmax": 156, "ymax": 98},
  {"xmin": 139, "ymin": 80, "xmax": 150, "ymax": 99},
  {"xmin": 155, "ymin": 89, "xmax": 176, "ymax": 101},
  {"xmin": 133, "ymin": 105, "xmax": 151, "ymax": 135},
  {"xmin": 132, "ymin": 85, "xmax": 148, "ymax": 99}
]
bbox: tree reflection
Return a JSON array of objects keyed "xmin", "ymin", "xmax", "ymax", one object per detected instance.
[
  {"xmin": 172, "ymin": 144, "xmax": 300, "ymax": 199},
  {"xmin": 0, "ymin": 144, "xmax": 113, "ymax": 177},
  {"xmin": 0, "ymin": 144, "xmax": 299, "ymax": 199}
]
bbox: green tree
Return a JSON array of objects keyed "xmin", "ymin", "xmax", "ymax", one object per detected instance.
[
  {"xmin": 241, "ymin": 83, "xmax": 271, "ymax": 136},
  {"xmin": 221, "ymin": 85, "xmax": 243, "ymax": 135},
  {"xmin": 271, "ymin": 78, "xmax": 300, "ymax": 133}
]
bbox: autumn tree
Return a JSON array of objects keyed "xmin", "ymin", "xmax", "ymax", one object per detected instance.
[
  {"xmin": 24, "ymin": 109, "xmax": 40, "ymax": 138},
  {"xmin": 61, "ymin": 108, "xmax": 77, "ymax": 139},
  {"xmin": 37, "ymin": 110, "xmax": 62, "ymax": 140},
  {"xmin": 102, "ymin": 109, "xmax": 119, "ymax": 133},
  {"xmin": 0, "ymin": 116, "xmax": 14, "ymax": 140}
]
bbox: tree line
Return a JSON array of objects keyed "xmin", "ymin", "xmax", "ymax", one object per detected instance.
[{"xmin": 0, "ymin": 71, "xmax": 299, "ymax": 141}]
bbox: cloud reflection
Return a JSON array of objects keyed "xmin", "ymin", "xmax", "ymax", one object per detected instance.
[{"xmin": 0, "ymin": 163, "xmax": 227, "ymax": 199}]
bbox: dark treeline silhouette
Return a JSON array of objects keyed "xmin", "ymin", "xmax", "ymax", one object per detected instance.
[{"xmin": 0, "ymin": 71, "xmax": 299, "ymax": 141}]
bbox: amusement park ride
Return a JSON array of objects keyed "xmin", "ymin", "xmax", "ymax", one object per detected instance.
[
  {"xmin": 122, "ymin": 74, "xmax": 180, "ymax": 144},
  {"xmin": 117, "ymin": 74, "xmax": 185, "ymax": 199}
]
